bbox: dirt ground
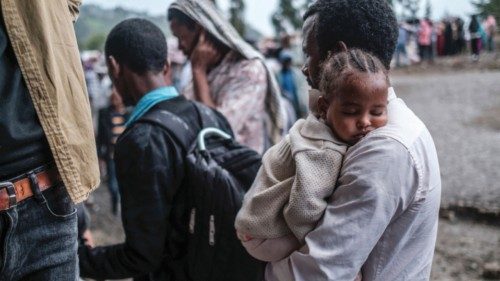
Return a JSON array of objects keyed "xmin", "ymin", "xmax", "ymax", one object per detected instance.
[
  {"xmin": 87, "ymin": 53, "xmax": 500, "ymax": 281},
  {"xmin": 393, "ymin": 53, "xmax": 500, "ymax": 280}
]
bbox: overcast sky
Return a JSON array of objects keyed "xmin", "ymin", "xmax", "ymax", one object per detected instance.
[{"xmin": 84, "ymin": 0, "xmax": 476, "ymax": 36}]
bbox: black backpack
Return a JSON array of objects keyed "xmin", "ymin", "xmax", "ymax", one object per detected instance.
[{"xmin": 141, "ymin": 102, "xmax": 265, "ymax": 281}]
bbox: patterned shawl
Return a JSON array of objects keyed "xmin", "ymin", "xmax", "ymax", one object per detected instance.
[{"xmin": 169, "ymin": 0, "xmax": 283, "ymax": 145}]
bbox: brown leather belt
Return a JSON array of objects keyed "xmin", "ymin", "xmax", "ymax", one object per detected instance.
[{"xmin": 0, "ymin": 168, "xmax": 61, "ymax": 211}]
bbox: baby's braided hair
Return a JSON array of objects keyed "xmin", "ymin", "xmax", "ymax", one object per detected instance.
[{"xmin": 319, "ymin": 49, "xmax": 389, "ymax": 100}]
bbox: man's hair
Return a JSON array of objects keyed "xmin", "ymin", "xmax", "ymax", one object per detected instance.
[
  {"xmin": 320, "ymin": 49, "xmax": 389, "ymax": 99},
  {"xmin": 105, "ymin": 18, "xmax": 168, "ymax": 74},
  {"xmin": 304, "ymin": 0, "xmax": 398, "ymax": 69},
  {"xmin": 167, "ymin": 8, "xmax": 197, "ymax": 30}
]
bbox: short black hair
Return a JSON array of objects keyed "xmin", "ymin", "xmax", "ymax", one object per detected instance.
[
  {"xmin": 167, "ymin": 8, "xmax": 197, "ymax": 30},
  {"xmin": 304, "ymin": 0, "xmax": 398, "ymax": 69},
  {"xmin": 105, "ymin": 18, "xmax": 168, "ymax": 74}
]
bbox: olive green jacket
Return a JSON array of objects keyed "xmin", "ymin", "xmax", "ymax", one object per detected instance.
[{"xmin": 1, "ymin": 0, "xmax": 100, "ymax": 203}]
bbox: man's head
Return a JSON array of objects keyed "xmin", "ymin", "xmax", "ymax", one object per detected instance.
[
  {"xmin": 302, "ymin": 0, "xmax": 398, "ymax": 89},
  {"xmin": 105, "ymin": 18, "xmax": 169, "ymax": 106}
]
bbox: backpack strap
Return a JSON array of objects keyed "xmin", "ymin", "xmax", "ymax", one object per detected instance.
[
  {"xmin": 191, "ymin": 102, "xmax": 219, "ymax": 129},
  {"xmin": 138, "ymin": 101, "xmax": 222, "ymax": 150},
  {"xmin": 139, "ymin": 109, "xmax": 196, "ymax": 151}
]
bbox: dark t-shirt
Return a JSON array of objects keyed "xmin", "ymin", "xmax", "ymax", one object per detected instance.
[{"xmin": 0, "ymin": 11, "xmax": 53, "ymax": 179}]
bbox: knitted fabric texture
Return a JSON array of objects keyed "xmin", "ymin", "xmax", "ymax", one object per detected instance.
[{"xmin": 235, "ymin": 115, "xmax": 347, "ymax": 243}]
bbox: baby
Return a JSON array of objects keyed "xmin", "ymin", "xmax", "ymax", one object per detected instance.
[{"xmin": 235, "ymin": 49, "xmax": 390, "ymax": 265}]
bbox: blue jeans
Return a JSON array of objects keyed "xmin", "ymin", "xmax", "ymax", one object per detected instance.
[{"xmin": 0, "ymin": 182, "xmax": 78, "ymax": 280}]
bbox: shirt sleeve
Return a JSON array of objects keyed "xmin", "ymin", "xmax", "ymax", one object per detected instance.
[
  {"xmin": 267, "ymin": 136, "xmax": 419, "ymax": 281},
  {"xmin": 78, "ymin": 125, "xmax": 180, "ymax": 279},
  {"xmin": 283, "ymin": 149, "xmax": 342, "ymax": 242}
]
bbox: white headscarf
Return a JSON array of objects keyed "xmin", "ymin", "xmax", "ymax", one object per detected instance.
[{"xmin": 169, "ymin": 0, "xmax": 284, "ymax": 145}]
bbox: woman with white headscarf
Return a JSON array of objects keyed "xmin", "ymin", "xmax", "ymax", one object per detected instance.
[{"xmin": 168, "ymin": 0, "xmax": 283, "ymax": 153}]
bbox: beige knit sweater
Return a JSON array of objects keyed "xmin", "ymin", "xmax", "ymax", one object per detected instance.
[{"xmin": 235, "ymin": 115, "xmax": 347, "ymax": 243}]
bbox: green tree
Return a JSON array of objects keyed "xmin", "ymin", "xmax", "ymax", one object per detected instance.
[
  {"xmin": 271, "ymin": 0, "xmax": 304, "ymax": 35},
  {"xmin": 75, "ymin": 5, "xmax": 170, "ymax": 51},
  {"xmin": 229, "ymin": 0, "xmax": 246, "ymax": 36},
  {"xmin": 472, "ymin": 0, "xmax": 500, "ymax": 18},
  {"xmin": 85, "ymin": 32, "xmax": 106, "ymax": 51}
]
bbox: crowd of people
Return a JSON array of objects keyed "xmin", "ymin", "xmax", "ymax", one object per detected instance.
[
  {"xmin": 1, "ymin": 0, "xmax": 448, "ymax": 280},
  {"xmin": 394, "ymin": 14, "xmax": 497, "ymax": 66}
]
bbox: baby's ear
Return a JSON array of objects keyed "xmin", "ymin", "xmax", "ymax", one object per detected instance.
[{"xmin": 317, "ymin": 95, "xmax": 329, "ymax": 120}]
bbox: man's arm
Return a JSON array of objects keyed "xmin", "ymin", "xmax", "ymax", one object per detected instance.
[
  {"xmin": 79, "ymin": 125, "xmax": 179, "ymax": 279},
  {"xmin": 283, "ymin": 149, "xmax": 343, "ymax": 242},
  {"xmin": 67, "ymin": 0, "xmax": 82, "ymax": 22},
  {"xmin": 267, "ymin": 136, "xmax": 419, "ymax": 281}
]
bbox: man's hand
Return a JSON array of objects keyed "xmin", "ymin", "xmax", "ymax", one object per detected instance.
[{"xmin": 190, "ymin": 32, "xmax": 223, "ymax": 73}]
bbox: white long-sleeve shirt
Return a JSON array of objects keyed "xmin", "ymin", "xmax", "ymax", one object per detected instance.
[{"xmin": 265, "ymin": 88, "xmax": 442, "ymax": 281}]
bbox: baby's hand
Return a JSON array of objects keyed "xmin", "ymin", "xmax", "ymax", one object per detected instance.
[{"xmin": 236, "ymin": 230, "xmax": 253, "ymax": 242}]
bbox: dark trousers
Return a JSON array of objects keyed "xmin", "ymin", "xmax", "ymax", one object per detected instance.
[
  {"xmin": 0, "ymin": 183, "xmax": 78, "ymax": 280},
  {"xmin": 419, "ymin": 44, "xmax": 433, "ymax": 62},
  {"xmin": 471, "ymin": 38, "xmax": 481, "ymax": 56}
]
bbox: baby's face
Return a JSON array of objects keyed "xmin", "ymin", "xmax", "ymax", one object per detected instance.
[{"xmin": 323, "ymin": 72, "xmax": 388, "ymax": 145}]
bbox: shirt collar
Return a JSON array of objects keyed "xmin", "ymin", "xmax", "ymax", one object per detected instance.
[{"xmin": 388, "ymin": 87, "xmax": 397, "ymax": 102}]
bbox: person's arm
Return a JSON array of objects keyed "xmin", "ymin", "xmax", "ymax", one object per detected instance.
[
  {"xmin": 267, "ymin": 136, "xmax": 419, "ymax": 281},
  {"xmin": 190, "ymin": 32, "xmax": 224, "ymax": 108},
  {"xmin": 67, "ymin": 0, "xmax": 82, "ymax": 22},
  {"xmin": 192, "ymin": 67, "xmax": 215, "ymax": 107},
  {"xmin": 79, "ymin": 125, "xmax": 179, "ymax": 279},
  {"xmin": 283, "ymin": 149, "xmax": 343, "ymax": 243}
]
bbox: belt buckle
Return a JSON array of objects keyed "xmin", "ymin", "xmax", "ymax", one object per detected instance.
[{"xmin": 0, "ymin": 181, "xmax": 17, "ymax": 209}]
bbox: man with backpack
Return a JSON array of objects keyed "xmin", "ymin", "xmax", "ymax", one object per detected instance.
[{"xmin": 79, "ymin": 18, "xmax": 262, "ymax": 280}]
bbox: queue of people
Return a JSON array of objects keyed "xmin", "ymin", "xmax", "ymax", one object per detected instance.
[
  {"xmin": 0, "ymin": 0, "xmax": 442, "ymax": 280},
  {"xmin": 394, "ymin": 14, "xmax": 497, "ymax": 66}
]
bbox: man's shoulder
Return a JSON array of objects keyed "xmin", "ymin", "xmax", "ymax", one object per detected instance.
[
  {"xmin": 346, "ymin": 133, "xmax": 411, "ymax": 165},
  {"xmin": 343, "ymin": 94, "xmax": 439, "ymax": 192},
  {"xmin": 114, "ymin": 98, "xmax": 185, "ymax": 140},
  {"xmin": 125, "ymin": 98, "xmax": 232, "ymax": 148},
  {"xmin": 382, "ymin": 96, "xmax": 426, "ymax": 143}
]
